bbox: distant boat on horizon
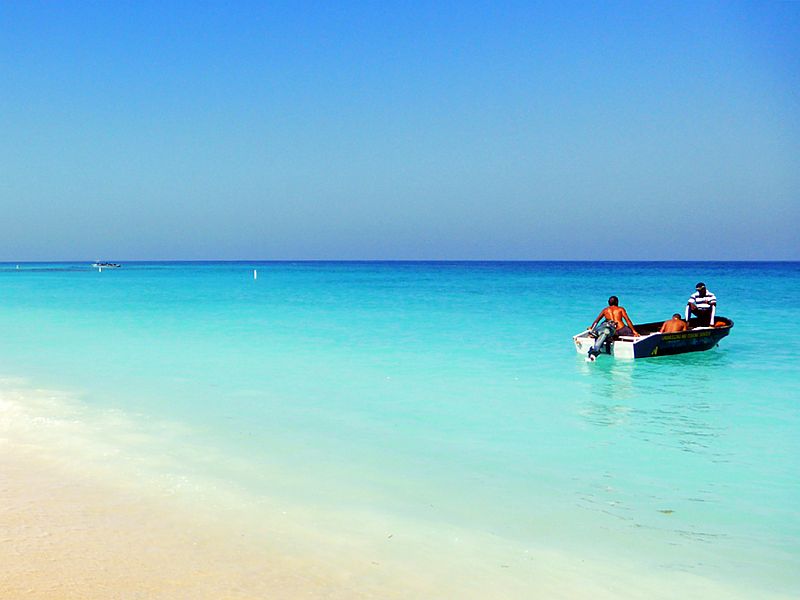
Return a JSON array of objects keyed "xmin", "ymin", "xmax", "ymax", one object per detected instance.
[{"xmin": 92, "ymin": 262, "xmax": 122, "ymax": 269}]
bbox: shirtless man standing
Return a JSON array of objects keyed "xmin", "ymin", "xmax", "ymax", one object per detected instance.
[
  {"xmin": 586, "ymin": 296, "xmax": 640, "ymax": 361},
  {"xmin": 659, "ymin": 313, "xmax": 688, "ymax": 333}
]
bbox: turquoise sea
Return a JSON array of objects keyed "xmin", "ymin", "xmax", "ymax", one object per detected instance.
[{"xmin": 1, "ymin": 261, "xmax": 798, "ymax": 597}]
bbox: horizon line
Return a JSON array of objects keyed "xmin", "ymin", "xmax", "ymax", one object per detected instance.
[{"xmin": 2, "ymin": 259, "xmax": 799, "ymax": 264}]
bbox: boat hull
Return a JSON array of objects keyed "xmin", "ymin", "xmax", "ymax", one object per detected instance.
[{"xmin": 574, "ymin": 317, "xmax": 733, "ymax": 359}]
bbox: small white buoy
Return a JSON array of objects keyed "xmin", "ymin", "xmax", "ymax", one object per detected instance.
[{"xmin": 253, "ymin": 269, "xmax": 257, "ymax": 280}]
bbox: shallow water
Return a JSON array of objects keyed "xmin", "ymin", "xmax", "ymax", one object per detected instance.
[{"xmin": 1, "ymin": 261, "xmax": 798, "ymax": 596}]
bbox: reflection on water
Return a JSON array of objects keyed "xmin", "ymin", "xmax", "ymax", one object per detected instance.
[
  {"xmin": 578, "ymin": 350, "xmax": 733, "ymax": 451},
  {"xmin": 572, "ymin": 349, "xmax": 743, "ymax": 572}
]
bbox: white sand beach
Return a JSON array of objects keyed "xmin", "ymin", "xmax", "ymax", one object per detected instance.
[
  {"xmin": 0, "ymin": 446, "xmax": 406, "ymax": 599},
  {"xmin": 1, "ymin": 382, "xmax": 794, "ymax": 600}
]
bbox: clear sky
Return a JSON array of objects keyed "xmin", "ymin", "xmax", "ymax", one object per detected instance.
[{"xmin": 1, "ymin": 1, "xmax": 798, "ymax": 260}]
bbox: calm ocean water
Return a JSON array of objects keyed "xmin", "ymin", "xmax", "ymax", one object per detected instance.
[{"xmin": 1, "ymin": 261, "xmax": 798, "ymax": 595}]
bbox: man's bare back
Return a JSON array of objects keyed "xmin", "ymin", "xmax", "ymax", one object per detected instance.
[
  {"xmin": 585, "ymin": 295, "xmax": 640, "ymax": 361},
  {"xmin": 600, "ymin": 306, "xmax": 628, "ymax": 328},
  {"xmin": 660, "ymin": 314, "xmax": 688, "ymax": 333},
  {"xmin": 589, "ymin": 296, "xmax": 639, "ymax": 336}
]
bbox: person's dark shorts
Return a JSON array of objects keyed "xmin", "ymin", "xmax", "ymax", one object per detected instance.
[
  {"xmin": 616, "ymin": 326, "xmax": 634, "ymax": 336},
  {"xmin": 689, "ymin": 308, "xmax": 713, "ymax": 326}
]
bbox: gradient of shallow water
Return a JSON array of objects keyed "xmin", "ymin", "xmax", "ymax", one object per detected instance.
[{"xmin": 1, "ymin": 261, "xmax": 798, "ymax": 595}]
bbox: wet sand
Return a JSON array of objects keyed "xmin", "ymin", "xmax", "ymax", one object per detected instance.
[
  {"xmin": 0, "ymin": 445, "xmax": 400, "ymax": 599},
  {"xmin": 3, "ymin": 445, "xmax": 773, "ymax": 600},
  {"xmin": 1, "ymin": 384, "xmax": 792, "ymax": 600},
  {"xmin": 0, "ymin": 385, "xmax": 434, "ymax": 599}
]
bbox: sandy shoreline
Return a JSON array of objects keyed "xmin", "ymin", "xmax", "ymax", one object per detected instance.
[
  {"xmin": 0, "ymin": 382, "xmax": 405, "ymax": 599},
  {"xmin": 2, "ymin": 382, "xmax": 795, "ymax": 599},
  {"xmin": 0, "ymin": 445, "xmax": 399, "ymax": 599},
  {"xmin": 5, "ymin": 445, "xmax": 793, "ymax": 600}
]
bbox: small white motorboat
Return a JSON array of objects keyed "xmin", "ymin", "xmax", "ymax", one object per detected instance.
[{"xmin": 574, "ymin": 317, "xmax": 733, "ymax": 359}]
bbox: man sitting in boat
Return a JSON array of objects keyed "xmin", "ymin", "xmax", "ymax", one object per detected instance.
[
  {"xmin": 685, "ymin": 282, "xmax": 717, "ymax": 327},
  {"xmin": 659, "ymin": 313, "xmax": 688, "ymax": 333},
  {"xmin": 586, "ymin": 296, "xmax": 640, "ymax": 360}
]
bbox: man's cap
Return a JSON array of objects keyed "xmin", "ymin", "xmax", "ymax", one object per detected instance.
[{"xmin": 695, "ymin": 282, "xmax": 706, "ymax": 289}]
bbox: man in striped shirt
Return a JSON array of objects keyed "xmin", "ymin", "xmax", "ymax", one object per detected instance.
[{"xmin": 685, "ymin": 282, "xmax": 717, "ymax": 326}]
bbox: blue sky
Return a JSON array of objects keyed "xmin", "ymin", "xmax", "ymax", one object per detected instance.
[{"xmin": 1, "ymin": 1, "xmax": 798, "ymax": 260}]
